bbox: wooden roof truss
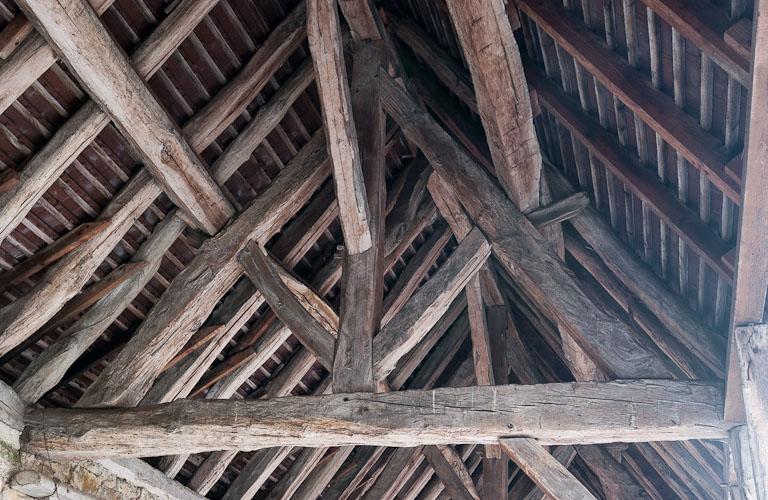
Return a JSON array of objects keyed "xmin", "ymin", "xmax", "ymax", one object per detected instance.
[{"xmin": 0, "ymin": 0, "xmax": 765, "ymax": 498}]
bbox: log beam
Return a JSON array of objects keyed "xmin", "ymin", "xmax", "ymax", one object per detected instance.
[
  {"xmin": 307, "ymin": 0, "xmax": 373, "ymax": 253},
  {"xmin": 15, "ymin": 0, "xmax": 234, "ymax": 235},
  {"xmin": 445, "ymin": 0, "xmax": 542, "ymax": 213},
  {"xmin": 24, "ymin": 380, "xmax": 727, "ymax": 459}
]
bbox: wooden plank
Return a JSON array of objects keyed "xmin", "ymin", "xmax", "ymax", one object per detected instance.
[
  {"xmin": 238, "ymin": 241, "xmax": 336, "ymax": 369},
  {"xmin": 307, "ymin": 0, "xmax": 372, "ymax": 253},
  {"xmin": 482, "ymin": 456, "xmax": 508, "ymax": 500},
  {"xmin": 733, "ymin": 325, "xmax": 768, "ymax": 496},
  {"xmin": 334, "ymin": 41, "xmax": 386, "ymax": 392},
  {"xmin": 371, "ymin": 227, "xmax": 490, "ymax": 381},
  {"xmin": 639, "ymin": 0, "xmax": 750, "ymax": 85},
  {"xmin": 527, "ymin": 191, "xmax": 589, "ymax": 229},
  {"xmin": 446, "ymin": 0, "xmax": 542, "ymax": 213},
  {"xmin": 16, "ymin": 0, "xmax": 234, "ymax": 235},
  {"xmin": 24, "ymin": 380, "xmax": 727, "ymax": 459},
  {"xmin": 501, "ymin": 438, "xmax": 596, "ymax": 500},
  {"xmin": 422, "ymin": 445, "xmax": 480, "ymax": 500},
  {"xmin": 0, "ymin": 0, "xmax": 221, "ymax": 245},
  {"xmin": 75, "ymin": 133, "xmax": 329, "ymax": 408},
  {"xmin": 382, "ymin": 76, "xmax": 671, "ymax": 379},
  {"xmin": 507, "ymin": 446, "xmax": 577, "ymax": 500},
  {"xmin": 517, "ymin": 0, "xmax": 738, "ymax": 202}
]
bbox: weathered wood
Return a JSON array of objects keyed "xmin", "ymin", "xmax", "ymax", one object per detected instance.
[
  {"xmin": 183, "ymin": 1, "xmax": 307, "ymax": 152},
  {"xmin": 16, "ymin": 0, "xmax": 234, "ymax": 235},
  {"xmin": 292, "ymin": 446, "xmax": 355, "ymax": 499},
  {"xmin": 725, "ymin": 0, "xmax": 768, "ymax": 423},
  {"xmin": 381, "ymin": 224, "xmax": 452, "ymax": 326},
  {"xmin": 527, "ymin": 63, "xmax": 734, "ymax": 281},
  {"xmin": 482, "ymin": 456, "xmax": 508, "ymax": 500},
  {"xmin": 372, "ymin": 227, "xmax": 490, "ymax": 381},
  {"xmin": 446, "ymin": 0, "xmax": 542, "ymax": 213},
  {"xmin": 508, "ymin": 446, "xmax": 577, "ymax": 500},
  {"xmin": 576, "ymin": 445, "xmax": 647, "ymax": 499},
  {"xmin": 527, "ymin": 191, "xmax": 589, "ymax": 229},
  {"xmin": 24, "ymin": 380, "xmax": 727, "ymax": 458},
  {"xmin": 209, "ymin": 59, "xmax": 314, "ymax": 184},
  {"xmin": 339, "ymin": 0, "xmax": 380, "ymax": 40},
  {"xmin": 308, "ymin": 0, "xmax": 372, "ymax": 253},
  {"xmin": 98, "ymin": 458, "xmax": 204, "ymax": 500},
  {"xmin": 639, "ymin": 0, "xmax": 749, "ymax": 85},
  {"xmin": 422, "ymin": 445, "xmax": 480, "ymax": 500},
  {"xmin": 382, "ymin": 76, "xmax": 671, "ymax": 379},
  {"xmin": 0, "ymin": 0, "xmax": 222, "ymax": 245},
  {"xmin": 0, "ymin": 172, "xmax": 161, "ymax": 358},
  {"xmin": 545, "ymin": 165, "xmax": 725, "ymax": 375},
  {"xmin": 334, "ymin": 41, "xmax": 386, "ymax": 393},
  {"xmin": 0, "ymin": 15, "xmax": 33, "ymax": 58},
  {"xmin": 501, "ymin": 438, "xmax": 596, "ymax": 500},
  {"xmin": 517, "ymin": 0, "xmax": 738, "ymax": 202},
  {"xmin": 239, "ymin": 241, "xmax": 336, "ymax": 369},
  {"xmin": 0, "ymin": 221, "xmax": 109, "ymax": 292},
  {"xmin": 734, "ymin": 325, "xmax": 768, "ymax": 497},
  {"xmin": 75, "ymin": 134, "xmax": 329, "ymax": 407},
  {"xmin": 725, "ymin": 18, "xmax": 752, "ymax": 61}
]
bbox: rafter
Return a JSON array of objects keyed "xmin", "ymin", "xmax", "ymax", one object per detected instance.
[
  {"xmin": 445, "ymin": 0, "xmax": 541, "ymax": 213},
  {"xmin": 516, "ymin": 0, "xmax": 738, "ymax": 202},
  {"xmin": 75, "ymin": 133, "xmax": 328, "ymax": 408},
  {"xmin": 382, "ymin": 75, "xmax": 670, "ymax": 380},
  {"xmin": 307, "ymin": 0, "xmax": 372, "ymax": 254},
  {"xmin": 16, "ymin": 0, "xmax": 234, "ymax": 235},
  {"xmin": 501, "ymin": 438, "xmax": 596, "ymax": 500}
]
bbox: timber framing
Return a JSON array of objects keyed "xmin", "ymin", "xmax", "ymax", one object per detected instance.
[{"xmin": 0, "ymin": 0, "xmax": 763, "ymax": 497}]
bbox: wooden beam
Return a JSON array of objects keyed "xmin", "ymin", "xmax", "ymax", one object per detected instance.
[
  {"xmin": 527, "ymin": 191, "xmax": 589, "ymax": 229},
  {"xmin": 23, "ymin": 379, "xmax": 727, "ymax": 459},
  {"xmin": 334, "ymin": 41, "xmax": 386, "ymax": 392},
  {"xmin": 16, "ymin": 0, "xmax": 234, "ymax": 235},
  {"xmin": 733, "ymin": 325, "xmax": 768, "ymax": 496},
  {"xmin": 307, "ymin": 0, "xmax": 372, "ymax": 254},
  {"xmin": 725, "ymin": 0, "xmax": 768, "ymax": 422},
  {"xmin": 421, "ymin": 445, "xmax": 480, "ymax": 500},
  {"xmin": 339, "ymin": 0, "xmax": 380, "ymax": 40},
  {"xmin": 507, "ymin": 446, "xmax": 577, "ymax": 500},
  {"xmin": 516, "ymin": 0, "xmax": 738, "ymax": 203},
  {"xmin": 372, "ymin": 227, "xmax": 490, "ymax": 381},
  {"xmin": 0, "ymin": 0, "xmax": 287, "ymax": 246},
  {"xmin": 445, "ymin": 0, "xmax": 542, "ymax": 213},
  {"xmin": 75, "ymin": 133, "xmax": 329, "ymax": 408},
  {"xmin": 0, "ymin": 221, "xmax": 109, "ymax": 293},
  {"xmin": 545, "ymin": 165, "xmax": 725, "ymax": 375},
  {"xmin": 238, "ymin": 241, "xmax": 336, "ymax": 369},
  {"xmin": 638, "ymin": 0, "xmax": 750, "ymax": 86},
  {"xmin": 501, "ymin": 438, "xmax": 596, "ymax": 500},
  {"xmin": 381, "ymin": 76, "xmax": 671, "ymax": 379}
]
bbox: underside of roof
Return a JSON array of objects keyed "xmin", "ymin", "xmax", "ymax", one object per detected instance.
[{"xmin": 0, "ymin": 0, "xmax": 764, "ymax": 498}]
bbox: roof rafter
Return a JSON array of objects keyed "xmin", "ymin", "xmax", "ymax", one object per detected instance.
[{"xmin": 16, "ymin": 0, "xmax": 235, "ymax": 235}]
